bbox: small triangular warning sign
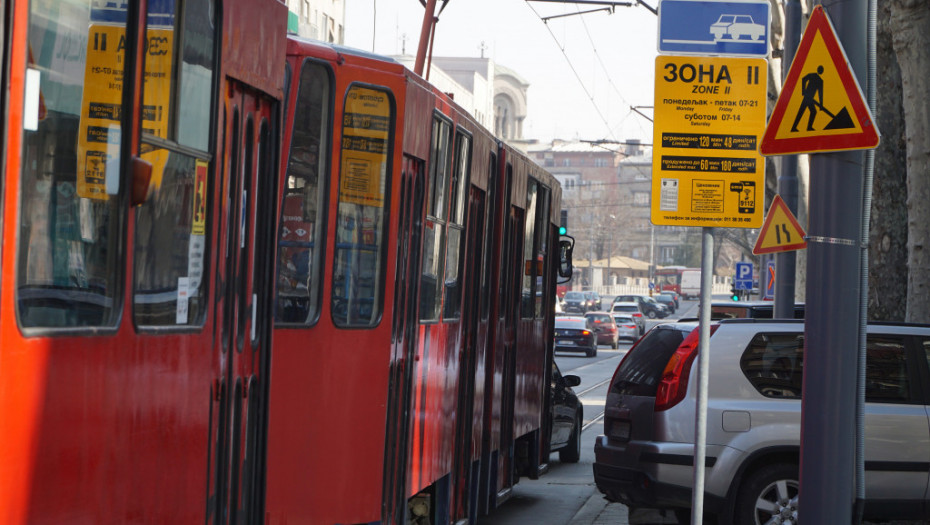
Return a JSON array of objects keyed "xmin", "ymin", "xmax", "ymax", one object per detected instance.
[
  {"xmin": 760, "ymin": 6, "xmax": 879, "ymax": 155},
  {"xmin": 753, "ymin": 195, "xmax": 807, "ymax": 255}
]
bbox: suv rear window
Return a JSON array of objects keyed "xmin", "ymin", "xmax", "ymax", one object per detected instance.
[{"xmin": 610, "ymin": 326, "xmax": 690, "ymax": 397}]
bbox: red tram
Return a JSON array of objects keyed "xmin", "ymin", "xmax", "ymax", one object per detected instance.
[{"xmin": 1, "ymin": 1, "xmax": 572, "ymax": 524}]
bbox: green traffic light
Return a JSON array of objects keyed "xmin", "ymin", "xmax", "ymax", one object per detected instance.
[
  {"xmin": 731, "ymin": 294, "xmax": 740, "ymax": 301},
  {"xmin": 559, "ymin": 226, "xmax": 567, "ymax": 235}
]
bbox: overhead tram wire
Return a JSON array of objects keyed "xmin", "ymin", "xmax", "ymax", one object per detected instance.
[
  {"xmin": 526, "ymin": 1, "xmax": 621, "ymax": 143},
  {"xmin": 573, "ymin": 4, "xmax": 654, "ymax": 138},
  {"xmin": 526, "ymin": 0, "xmax": 655, "ymax": 143}
]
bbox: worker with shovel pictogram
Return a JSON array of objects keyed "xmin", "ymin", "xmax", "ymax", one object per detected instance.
[{"xmin": 790, "ymin": 65, "xmax": 854, "ymax": 132}]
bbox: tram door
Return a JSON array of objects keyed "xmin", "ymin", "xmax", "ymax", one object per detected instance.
[
  {"xmin": 208, "ymin": 80, "xmax": 278, "ymax": 525},
  {"xmin": 384, "ymin": 155, "xmax": 426, "ymax": 524}
]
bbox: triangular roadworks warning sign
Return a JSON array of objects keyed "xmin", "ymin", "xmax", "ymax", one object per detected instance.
[
  {"xmin": 753, "ymin": 195, "xmax": 808, "ymax": 255},
  {"xmin": 760, "ymin": 6, "xmax": 879, "ymax": 155}
]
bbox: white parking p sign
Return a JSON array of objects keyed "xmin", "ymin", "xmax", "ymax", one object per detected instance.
[{"xmin": 735, "ymin": 262, "xmax": 753, "ymax": 290}]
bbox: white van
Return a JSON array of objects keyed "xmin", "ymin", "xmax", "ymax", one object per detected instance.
[{"xmin": 680, "ymin": 269, "xmax": 701, "ymax": 299}]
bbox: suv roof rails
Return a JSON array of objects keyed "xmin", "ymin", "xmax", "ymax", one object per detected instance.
[{"xmin": 717, "ymin": 318, "xmax": 804, "ymax": 324}]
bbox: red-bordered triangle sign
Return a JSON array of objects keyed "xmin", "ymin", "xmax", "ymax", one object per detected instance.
[
  {"xmin": 760, "ymin": 6, "xmax": 879, "ymax": 155},
  {"xmin": 753, "ymin": 195, "xmax": 807, "ymax": 255}
]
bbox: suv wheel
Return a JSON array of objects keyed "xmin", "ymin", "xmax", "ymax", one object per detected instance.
[
  {"xmin": 647, "ymin": 310, "xmax": 657, "ymax": 319},
  {"xmin": 735, "ymin": 463, "xmax": 799, "ymax": 524}
]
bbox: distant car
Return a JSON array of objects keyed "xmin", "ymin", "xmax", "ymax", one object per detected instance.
[
  {"xmin": 584, "ymin": 311, "xmax": 619, "ymax": 349},
  {"xmin": 709, "ymin": 301, "xmax": 805, "ymax": 320},
  {"xmin": 614, "ymin": 294, "xmax": 667, "ymax": 319},
  {"xmin": 659, "ymin": 290, "xmax": 680, "ymax": 309},
  {"xmin": 584, "ymin": 291, "xmax": 602, "ymax": 311},
  {"xmin": 611, "ymin": 314, "xmax": 639, "ymax": 341},
  {"xmin": 611, "ymin": 302, "xmax": 646, "ymax": 335},
  {"xmin": 554, "ymin": 316, "xmax": 598, "ymax": 357},
  {"xmin": 654, "ymin": 293, "xmax": 676, "ymax": 314},
  {"xmin": 710, "ymin": 14, "xmax": 765, "ymax": 41},
  {"xmin": 561, "ymin": 291, "xmax": 588, "ymax": 314},
  {"xmin": 549, "ymin": 361, "xmax": 583, "ymax": 463}
]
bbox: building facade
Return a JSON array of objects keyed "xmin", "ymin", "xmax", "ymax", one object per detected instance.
[{"xmin": 286, "ymin": 0, "xmax": 345, "ymax": 44}]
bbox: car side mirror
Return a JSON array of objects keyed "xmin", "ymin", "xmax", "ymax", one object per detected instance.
[
  {"xmin": 558, "ymin": 236, "xmax": 574, "ymax": 282},
  {"xmin": 562, "ymin": 374, "xmax": 581, "ymax": 388}
]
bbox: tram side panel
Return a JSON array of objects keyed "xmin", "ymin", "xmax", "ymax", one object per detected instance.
[{"xmin": 1, "ymin": 0, "xmax": 286, "ymax": 523}]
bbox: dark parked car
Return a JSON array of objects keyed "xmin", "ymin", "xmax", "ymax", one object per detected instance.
[
  {"xmin": 584, "ymin": 311, "xmax": 619, "ymax": 349},
  {"xmin": 594, "ymin": 319, "xmax": 930, "ymax": 524},
  {"xmin": 561, "ymin": 291, "xmax": 588, "ymax": 314},
  {"xmin": 654, "ymin": 294, "xmax": 676, "ymax": 314},
  {"xmin": 659, "ymin": 290, "xmax": 680, "ymax": 309},
  {"xmin": 709, "ymin": 301, "xmax": 805, "ymax": 320},
  {"xmin": 549, "ymin": 361, "xmax": 583, "ymax": 463},
  {"xmin": 614, "ymin": 294, "xmax": 667, "ymax": 319},
  {"xmin": 554, "ymin": 316, "xmax": 598, "ymax": 357}
]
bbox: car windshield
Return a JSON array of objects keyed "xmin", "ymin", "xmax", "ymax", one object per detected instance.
[
  {"xmin": 613, "ymin": 316, "xmax": 634, "ymax": 324},
  {"xmin": 717, "ymin": 15, "xmax": 736, "ymax": 23},
  {"xmin": 587, "ymin": 313, "xmax": 612, "ymax": 324},
  {"xmin": 564, "ymin": 292, "xmax": 584, "ymax": 300},
  {"xmin": 613, "ymin": 305, "xmax": 636, "ymax": 312},
  {"xmin": 644, "ymin": 297, "xmax": 658, "ymax": 304}
]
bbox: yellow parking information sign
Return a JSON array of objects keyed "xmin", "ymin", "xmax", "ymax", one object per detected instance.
[{"xmin": 652, "ymin": 56, "xmax": 767, "ymax": 228}]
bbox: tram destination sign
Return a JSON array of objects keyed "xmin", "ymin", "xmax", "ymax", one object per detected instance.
[{"xmin": 651, "ymin": 55, "xmax": 767, "ymax": 228}]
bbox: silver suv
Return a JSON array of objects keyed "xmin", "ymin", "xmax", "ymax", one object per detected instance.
[{"xmin": 594, "ymin": 319, "xmax": 930, "ymax": 523}]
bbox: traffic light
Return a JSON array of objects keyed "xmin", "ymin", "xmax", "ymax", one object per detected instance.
[
  {"xmin": 730, "ymin": 285, "xmax": 741, "ymax": 301},
  {"xmin": 559, "ymin": 209, "xmax": 568, "ymax": 236}
]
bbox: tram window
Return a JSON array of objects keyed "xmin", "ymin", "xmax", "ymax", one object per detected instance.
[
  {"xmin": 133, "ymin": 150, "xmax": 209, "ymax": 326},
  {"xmin": 521, "ymin": 179, "xmax": 538, "ymax": 319},
  {"xmin": 133, "ymin": 0, "xmax": 217, "ymax": 327},
  {"xmin": 331, "ymin": 85, "xmax": 393, "ymax": 328},
  {"xmin": 535, "ymin": 186, "xmax": 550, "ymax": 318},
  {"xmin": 276, "ymin": 60, "xmax": 331, "ymax": 325},
  {"xmin": 443, "ymin": 131, "xmax": 470, "ymax": 320},
  {"xmin": 480, "ymin": 152, "xmax": 496, "ymax": 321},
  {"xmin": 419, "ymin": 115, "xmax": 452, "ymax": 323},
  {"xmin": 16, "ymin": 1, "xmax": 126, "ymax": 329},
  {"xmin": 141, "ymin": 0, "xmax": 215, "ymax": 151}
]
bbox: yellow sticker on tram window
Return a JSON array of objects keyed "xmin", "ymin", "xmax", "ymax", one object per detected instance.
[
  {"xmin": 78, "ymin": 24, "xmax": 174, "ymax": 199},
  {"xmin": 339, "ymin": 86, "xmax": 391, "ymax": 208}
]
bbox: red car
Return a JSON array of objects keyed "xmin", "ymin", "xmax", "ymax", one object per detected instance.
[{"xmin": 584, "ymin": 311, "xmax": 620, "ymax": 349}]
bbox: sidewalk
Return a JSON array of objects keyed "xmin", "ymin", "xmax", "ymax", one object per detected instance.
[{"xmin": 568, "ymin": 494, "xmax": 679, "ymax": 525}]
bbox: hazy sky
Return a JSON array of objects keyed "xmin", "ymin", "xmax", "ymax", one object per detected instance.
[{"xmin": 343, "ymin": 0, "xmax": 659, "ymax": 146}]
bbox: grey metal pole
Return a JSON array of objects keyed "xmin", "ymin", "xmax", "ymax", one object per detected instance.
[
  {"xmin": 690, "ymin": 227, "xmax": 714, "ymax": 525},
  {"xmin": 799, "ymin": 1, "xmax": 868, "ymax": 523},
  {"xmin": 774, "ymin": 0, "xmax": 802, "ymax": 319}
]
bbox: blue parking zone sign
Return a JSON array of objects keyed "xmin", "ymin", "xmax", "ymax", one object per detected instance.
[
  {"xmin": 734, "ymin": 262, "xmax": 753, "ymax": 290},
  {"xmin": 658, "ymin": 0, "xmax": 770, "ymax": 57}
]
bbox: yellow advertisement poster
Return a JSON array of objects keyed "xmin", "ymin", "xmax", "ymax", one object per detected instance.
[
  {"xmin": 78, "ymin": 24, "xmax": 173, "ymax": 199},
  {"xmin": 339, "ymin": 87, "xmax": 391, "ymax": 208}
]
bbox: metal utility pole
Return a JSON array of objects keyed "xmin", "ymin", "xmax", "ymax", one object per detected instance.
[
  {"xmin": 774, "ymin": 0, "xmax": 801, "ymax": 319},
  {"xmin": 800, "ymin": 0, "xmax": 868, "ymax": 523}
]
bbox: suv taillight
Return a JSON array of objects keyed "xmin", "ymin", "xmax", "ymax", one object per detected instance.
[{"xmin": 654, "ymin": 325, "xmax": 719, "ymax": 411}]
